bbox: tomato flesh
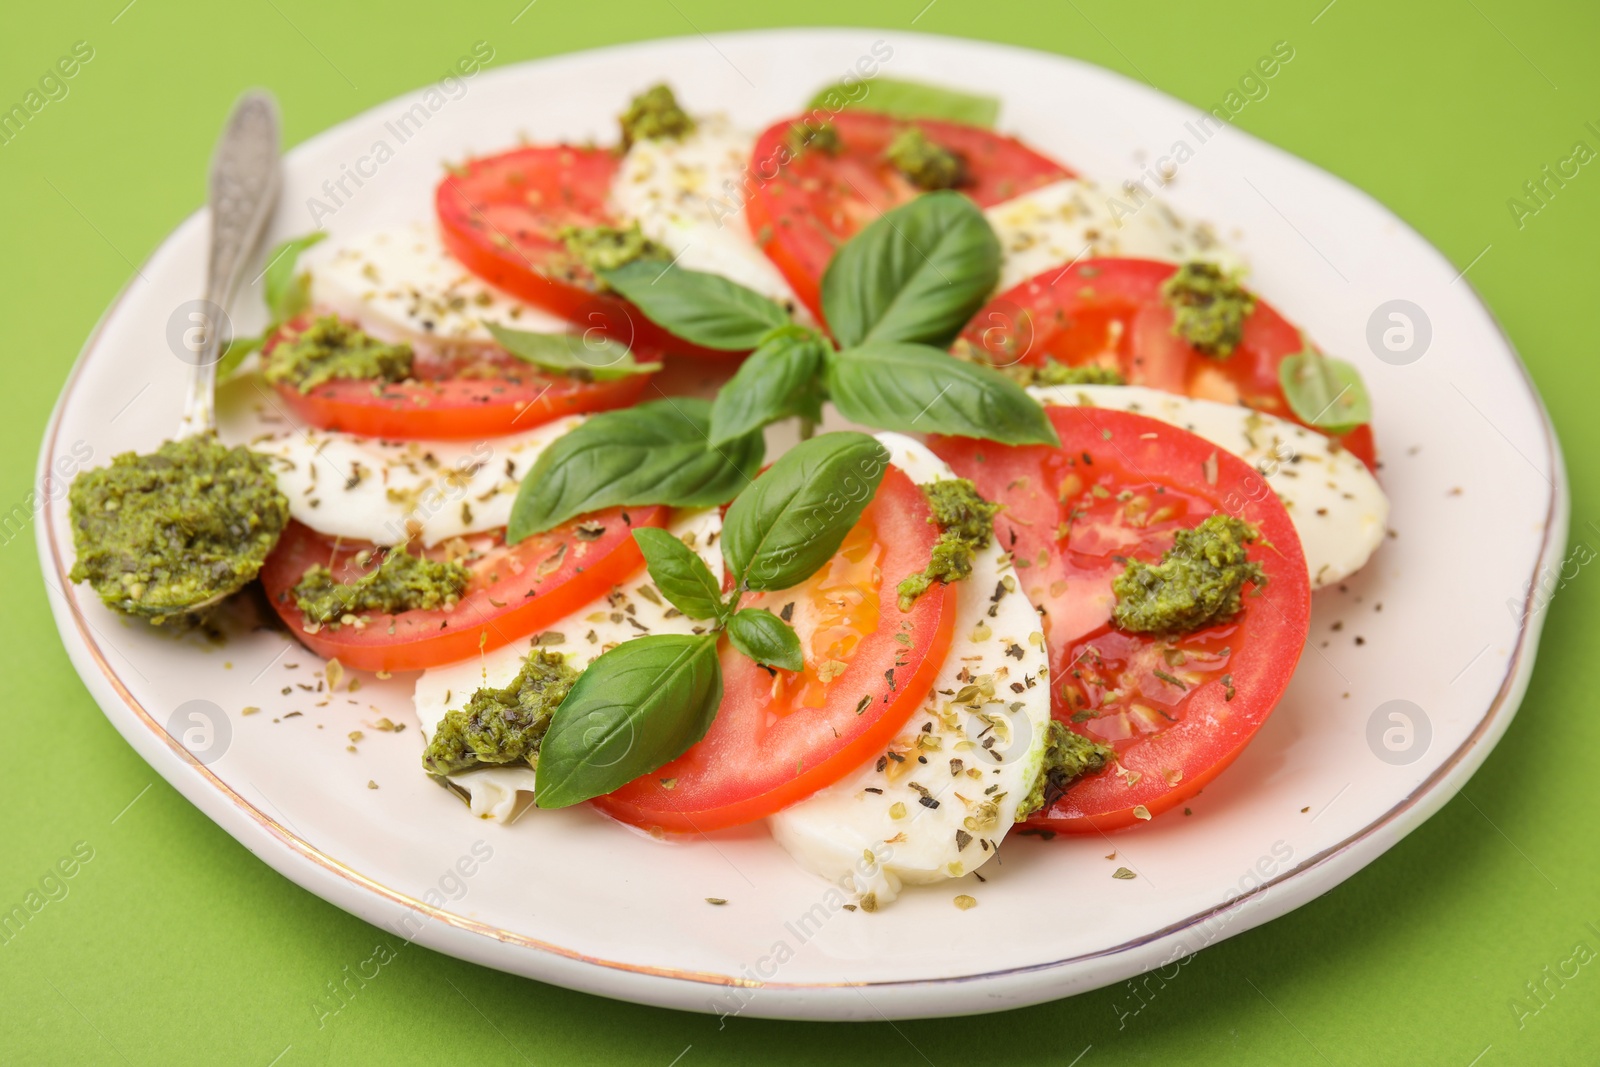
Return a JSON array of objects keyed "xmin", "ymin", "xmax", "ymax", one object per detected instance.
[
  {"xmin": 745, "ymin": 110, "xmax": 1071, "ymax": 320},
  {"xmin": 594, "ymin": 466, "xmax": 958, "ymax": 832},
  {"xmin": 434, "ymin": 144, "xmax": 729, "ymax": 358},
  {"xmin": 260, "ymin": 315, "xmax": 652, "ymax": 440},
  {"xmin": 259, "ymin": 507, "xmax": 667, "ymax": 673},
  {"xmin": 931, "ymin": 407, "xmax": 1310, "ymax": 831},
  {"xmin": 963, "ymin": 257, "xmax": 1378, "ymax": 469}
]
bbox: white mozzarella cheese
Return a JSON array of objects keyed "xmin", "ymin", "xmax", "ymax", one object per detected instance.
[
  {"xmin": 1031, "ymin": 385, "xmax": 1388, "ymax": 588},
  {"xmin": 767, "ymin": 433, "xmax": 1053, "ymax": 909},
  {"xmin": 253, "ymin": 416, "xmax": 583, "ymax": 547},
  {"xmin": 412, "ymin": 508, "xmax": 724, "ymax": 819},
  {"xmin": 308, "ymin": 220, "xmax": 571, "ymax": 347},
  {"xmin": 986, "ymin": 178, "xmax": 1234, "ymax": 294},
  {"xmin": 611, "ymin": 116, "xmax": 807, "ymax": 317}
]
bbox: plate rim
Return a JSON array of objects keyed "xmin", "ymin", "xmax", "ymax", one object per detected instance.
[{"xmin": 36, "ymin": 27, "xmax": 1569, "ymax": 1019}]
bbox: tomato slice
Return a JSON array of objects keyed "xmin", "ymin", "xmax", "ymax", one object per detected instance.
[
  {"xmin": 259, "ymin": 315, "xmax": 652, "ymax": 440},
  {"xmin": 745, "ymin": 110, "xmax": 1071, "ymax": 320},
  {"xmin": 259, "ymin": 507, "xmax": 667, "ymax": 673},
  {"xmin": 963, "ymin": 257, "xmax": 1378, "ymax": 469},
  {"xmin": 594, "ymin": 466, "xmax": 958, "ymax": 832},
  {"xmin": 930, "ymin": 407, "xmax": 1310, "ymax": 832},
  {"xmin": 434, "ymin": 143, "xmax": 728, "ymax": 358}
]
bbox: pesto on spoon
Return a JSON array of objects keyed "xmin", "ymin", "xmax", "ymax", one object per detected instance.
[{"xmin": 68, "ymin": 93, "xmax": 289, "ymax": 623}]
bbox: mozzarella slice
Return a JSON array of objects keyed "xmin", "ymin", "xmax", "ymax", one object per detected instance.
[
  {"xmin": 767, "ymin": 434, "xmax": 1052, "ymax": 909},
  {"xmin": 611, "ymin": 116, "xmax": 807, "ymax": 317},
  {"xmin": 253, "ymin": 416, "xmax": 582, "ymax": 547},
  {"xmin": 1030, "ymin": 385, "xmax": 1388, "ymax": 588},
  {"xmin": 412, "ymin": 508, "xmax": 724, "ymax": 819},
  {"xmin": 986, "ymin": 178, "xmax": 1234, "ymax": 294},
  {"xmin": 308, "ymin": 220, "xmax": 571, "ymax": 347}
]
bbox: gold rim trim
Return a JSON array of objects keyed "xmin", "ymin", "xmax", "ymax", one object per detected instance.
[{"xmin": 39, "ymin": 200, "xmax": 1565, "ymax": 1002}]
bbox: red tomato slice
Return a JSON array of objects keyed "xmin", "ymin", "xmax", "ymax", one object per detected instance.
[
  {"xmin": 259, "ymin": 315, "xmax": 652, "ymax": 440},
  {"xmin": 434, "ymin": 144, "xmax": 729, "ymax": 358},
  {"xmin": 930, "ymin": 407, "xmax": 1310, "ymax": 832},
  {"xmin": 259, "ymin": 507, "xmax": 667, "ymax": 673},
  {"xmin": 744, "ymin": 110, "xmax": 1072, "ymax": 319},
  {"xmin": 594, "ymin": 466, "xmax": 958, "ymax": 833},
  {"xmin": 963, "ymin": 257, "xmax": 1378, "ymax": 469}
]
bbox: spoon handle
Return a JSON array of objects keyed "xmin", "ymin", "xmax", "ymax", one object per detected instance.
[{"xmin": 178, "ymin": 91, "xmax": 283, "ymax": 438}]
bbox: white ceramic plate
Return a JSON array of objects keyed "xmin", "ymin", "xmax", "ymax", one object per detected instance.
[{"xmin": 38, "ymin": 29, "xmax": 1565, "ymax": 1020}]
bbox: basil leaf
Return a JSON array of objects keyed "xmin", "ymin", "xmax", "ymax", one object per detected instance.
[
  {"xmin": 262, "ymin": 232, "xmax": 327, "ymax": 322},
  {"xmin": 632, "ymin": 528, "xmax": 727, "ymax": 622},
  {"xmin": 725, "ymin": 608, "xmax": 804, "ymax": 672},
  {"xmin": 708, "ymin": 327, "xmax": 827, "ymax": 444},
  {"xmin": 820, "ymin": 191, "xmax": 1000, "ymax": 350},
  {"xmin": 508, "ymin": 398, "xmax": 764, "ymax": 541},
  {"xmin": 722, "ymin": 432, "xmax": 889, "ymax": 592},
  {"xmin": 534, "ymin": 634, "xmax": 722, "ymax": 809},
  {"xmin": 600, "ymin": 260, "xmax": 791, "ymax": 351},
  {"xmin": 216, "ymin": 330, "xmax": 265, "ymax": 380},
  {"xmin": 1279, "ymin": 347, "xmax": 1372, "ymax": 436},
  {"xmin": 805, "ymin": 77, "xmax": 1000, "ymax": 128},
  {"xmin": 826, "ymin": 341, "xmax": 1059, "ymax": 446},
  {"xmin": 487, "ymin": 323, "xmax": 660, "ymax": 381}
]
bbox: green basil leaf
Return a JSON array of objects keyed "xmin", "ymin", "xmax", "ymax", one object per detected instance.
[
  {"xmin": 725, "ymin": 608, "xmax": 804, "ymax": 672},
  {"xmin": 1278, "ymin": 347, "xmax": 1372, "ymax": 437},
  {"xmin": 262, "ymin": 232, "xmax": 327, "ymax": 322},
  {"xmin": 820, "ymin": 191, "xmax": 1000, "ymax": 350},
  {"xmin": 215, "ymin": 330, "xmax": 265, "ymax": 381},
  {"xmin": 487, "ymin": 323, "xmax": 660, "ymax": 381},
  {"xmin": 508, "ymin": 398, "xmax": 764, "ymax": 541},
  {"xmin": 722, "ymin": 432, "xmax": 889, "ymax": 592},
  {"xmin": 600, "ymin": 260, "xmax": 791, "ymax": 351},
  {"xmin": 632, "ymin": 528, "xmax": 727, "ymax": 622},
  {"xmin": 534, "ymin": 634, "xmax": 722, "ymax": 809},
  {"xmin": 805, "ymin": 77, "xmax": 1000, "ymax": 128},
  {"xmin": 708, "ymin": 327, "xmax": 827, "ymax": 444},
  {"xmin": 826, "ymin": 341, "xmax": 1059, "ymax": 446}
]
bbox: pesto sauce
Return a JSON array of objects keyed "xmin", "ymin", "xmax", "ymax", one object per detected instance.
[
  {"xmin": 293, "ymin": 547, "xmax": 471, "ymax": 626},
  {"xmin": 884, "ymin": 126, "xmax": 967, "ymax": 191},
  {"xmin": 787, "ymin": 120, "xmax": 842, "ymax": 158},
  {"xmin": 1112, "ymin": 514, "xmax": 1266, "ymax": 634},
  {"xmin": 1005, "ymin": 360, "xmax": 1127, "ymax": 387},
  {"xmin": 68, "ymin": 434, "xmax": 289, "ymax": 622},
  {"xmin": 263, "ymin": 315, "xmax": 413, "ymax": 393},
  {"xmin": 1016, "ymin": 720, "xmax": 1114, "ymax": 821},
  {"xmin": 618, "ymin": 83, "xmax": 695, "ymax": 148},
  {"xmin": 1160, "ymin": 261, "xmax": 1257, "ymax": 358},
  {"xmin": 896, "ymin": 478, "xmax": 1001, "ymax": 611},
  {"xmin": 422, "ymin": 650, "xmax": 577, "ymax": 776},
  {"xmin": 559, "ymin": 223, "xmax": 668, "ymax": 278}
]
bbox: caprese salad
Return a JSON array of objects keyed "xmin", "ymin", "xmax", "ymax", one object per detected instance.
[{"xmin": 67, "ymin": 76, "xmax": 1388, "ymax": 910}]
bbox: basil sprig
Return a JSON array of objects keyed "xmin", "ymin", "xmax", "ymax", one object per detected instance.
[
  {"xmin": 595, "ymin": 194, "xmax": 1056, "ymax": 448},
  {"xmin": 1278, "ymin": 337, "xmax": 1372, "ymax": 437},
  {"xmin": 218, "ymin": 231, "xmax": 326, "ymax": 377},
  {"xmin": 507, "ymin": 397, "xmax": 764, "ymax": 541},
  {"xmin": 532, "ymin": 432, "xmax": 885, "ymax": 806},
  {"xmin": 804, "ymin": 76, "xmax": 1001, "ymax": 128},
  {"xmin": 487, "ymin": 323, "xmax": 659, "ymax": 381}
]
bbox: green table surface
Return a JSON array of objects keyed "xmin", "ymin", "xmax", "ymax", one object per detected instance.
[{"xmin": 3, "ymin": 0, "xmax": 1596, "ymax": 1062}]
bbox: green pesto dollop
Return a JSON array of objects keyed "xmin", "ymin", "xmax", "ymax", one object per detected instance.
[
  {"xmin": 1112, "ymin": 514, "xmax": 1266, "ymax": 635},
  {"xmin": 263, "ymin": 315, "xmax": 413, "ymax": 394},
  {"xmin": 1004, "ymin": 360, "xmax": 1127, "ymax": 388},
  {"xmin": 618, "ymin": 83, "xmax": 695, "ymax": 149},
  {"xmin": 787, "ymin": 119, "xmax": 842, "ymax": 158},
  {"xmin": 884, "ymin": 126, "xmax": 968, "ymax": 191},
  {"xmin": 1160, "ymin": 261, "xmax": 1258, "ymax": 358},
  {"xmin": 68, "ymin": 434, "xmax": 289, "ymax": 622},
  {"xmin": 897, "ymin": 478, "xmax": 1001, "ymax": 611},
  {"xmin": 1016, "ymin": 720, "xmax": 1114, "ymax": 821},
  {"xmin": 559, "ymin": 222, "xmax": 669, "ymax": 278},
  {"xmin": 293, "ymin": 546, "xmax": 471, "ymax": 626},
  {"xmin": 422, "ymin": 649, "xmax": 578, "ymax": 776}
]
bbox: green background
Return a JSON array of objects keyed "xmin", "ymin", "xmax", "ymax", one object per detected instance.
[{"xmin": 2, "ymin": 0, "xmax": 1595, "ymax": 1062}]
